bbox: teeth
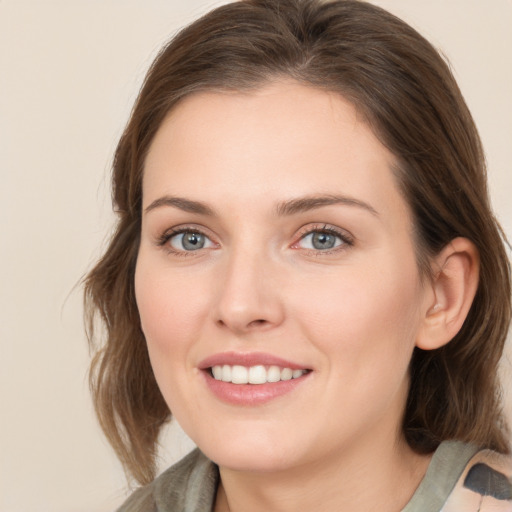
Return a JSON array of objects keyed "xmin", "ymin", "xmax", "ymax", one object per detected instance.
[
  {"xmin": 267, "ymin": 366, "xmax": 281, "ymax": 383},
  {"xmin": 249, "ymin": 365, "xmax": 266, "ymax": 384},
  {"xmin": 212, "ymin": 366, "xmax": 223, "ymax": 380},
  {"xmin": 211, "ymin": 364, "xmax": 307, "ymax": 384},
  {"xmin": 221, "ymin": 364, "xmax": 232, "ymax": 382},
  {"xmin": 280, "ymin": 368, "xmax": 293, "ymax": 381},
  {"xmin": 231, "ymin": 365, "xmax": 248, "ymax": 384}
]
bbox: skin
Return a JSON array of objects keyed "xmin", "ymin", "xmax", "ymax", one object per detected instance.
[{"xmin": 135, "ymin": 81, "xmax": 440, "ymax": 511}]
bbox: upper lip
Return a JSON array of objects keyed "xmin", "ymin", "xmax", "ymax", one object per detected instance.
[{"xmin": 198, "ymin": 351, "xmax": 309, "ymax": 370}]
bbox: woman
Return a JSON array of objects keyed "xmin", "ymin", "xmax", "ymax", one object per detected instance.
[{"xmin": 84, "ymin": 0, "xmax": 512, "ymax": 510}]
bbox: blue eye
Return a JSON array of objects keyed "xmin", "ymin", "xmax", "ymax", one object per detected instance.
[
  {"xmin": 298, "ymin": 230, "xmax": 345, "ymax": 251},
  {"xmin": 169, "ymin": 231, "xmax": 213, "ymax": 251}
]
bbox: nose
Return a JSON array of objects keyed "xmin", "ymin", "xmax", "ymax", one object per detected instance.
[{"xmin": 214, "ymin": 245, "xmax": 285, "ymax": 335}]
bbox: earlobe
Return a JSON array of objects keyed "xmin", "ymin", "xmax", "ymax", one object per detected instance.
[{"xmin": 416, "ymin": 237, "xmax": 480, "ymax": 351}]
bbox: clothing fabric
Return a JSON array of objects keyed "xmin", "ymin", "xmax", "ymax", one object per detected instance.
[{"xmin": 116, "ymin": 441, "xmax": 512, "ymax": 512}]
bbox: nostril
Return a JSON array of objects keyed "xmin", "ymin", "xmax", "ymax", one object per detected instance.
[
  {"xmin": 215, "ymin": 317, "xmax": 270, "ymax": 333},
  {"xmin": 249, "ymin": 319, "xmax": 267, "ymax": 327}
]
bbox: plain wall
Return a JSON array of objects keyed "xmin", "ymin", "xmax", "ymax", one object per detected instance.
[{"xmin": 1, "ymin": 1, "xmax": 510, "ymax": 511}]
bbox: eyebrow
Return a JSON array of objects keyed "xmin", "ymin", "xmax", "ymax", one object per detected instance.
[
  {"xmin": 275, "ymin": 194, "xmax": 379, "ymax": 217},
  {"xmin": 144, "ymin": 193, "xmax": 379, "ymax": 217},
  {"xmin": 144, "ymin": 196, "xmax": 216, "ymax": 216}
]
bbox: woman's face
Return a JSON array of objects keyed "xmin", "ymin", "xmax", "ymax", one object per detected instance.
[{"xmin": 135, "ymin": 82, "xmax": 432, "ymax": 472}]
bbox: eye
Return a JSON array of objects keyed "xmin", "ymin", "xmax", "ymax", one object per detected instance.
[
  {"xmin": 300, "ymin": 231, "xmax": 342, "ymax": 250},
  {"xmin": 294, "ymin": 226, "xmax": 353, "ymax": 252},
  {"xmin": 167, "ymin": 230, "xmax": 215, "ymax": 252}
]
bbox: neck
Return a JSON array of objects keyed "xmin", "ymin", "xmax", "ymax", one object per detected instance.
[{"xmin": 214, "ymin": 433, "xmax": 431, "ymax": 512}]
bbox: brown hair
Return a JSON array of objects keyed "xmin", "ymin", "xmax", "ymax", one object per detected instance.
[{"xmin": 84, "ymin": 0, "xmax": 511, "ymax": 485}]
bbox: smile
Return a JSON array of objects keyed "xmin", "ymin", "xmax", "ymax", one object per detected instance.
[
  {"xmin": 210, "ymin": 365, "xmax": 308, "ymax": 384},
  {"xmin": 199, "ymin": 352, "xmax": 312, "ymax": 405}
]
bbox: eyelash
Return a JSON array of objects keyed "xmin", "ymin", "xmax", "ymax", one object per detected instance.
[
  {"xmin": 156, "ymin": 226, "xmax": 216, "ymax": 257},
  {"xmin": 293, "ymin": 224, "xmax": 354, "ymax": 255},
  {"xmin": 156, "ymin": 224, "xmax": 354, "ymax": 257}
]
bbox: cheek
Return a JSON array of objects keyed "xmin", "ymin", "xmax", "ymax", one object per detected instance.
[
  {"xmin": 134, "ymin": 259, "xmax": 210, "ymax": 360},
  {"xmin": 295, "ymin": 259, "xmax": 423, "ymax": 365},
  {"xmin": 134, "ymin": 259, "xmax": 212, "ymax": 417}
]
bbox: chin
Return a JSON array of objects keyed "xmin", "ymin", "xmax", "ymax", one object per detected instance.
[
  {"xmin": 195, "ymin": 428, "xmax": 302, "ymax": 473},
  {"xmin": 207, "ymin": 447, "xmax": 295, "ymax": 473}
]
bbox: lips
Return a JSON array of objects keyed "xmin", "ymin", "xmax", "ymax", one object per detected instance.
[
  {"xmin": 198, "ymin": 352, "xmax": 312, "ymax": 405},
  {"xmin": 199, "ymin": 351, "xmax": 308, "ymax": 370}
]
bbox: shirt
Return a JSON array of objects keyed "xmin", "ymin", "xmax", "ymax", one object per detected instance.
[{"xmin": 116, "ymin": 440, "xmax": 512, "ymax": 511}]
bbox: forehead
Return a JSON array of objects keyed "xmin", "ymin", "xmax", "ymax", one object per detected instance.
[{"xmin": 142, "ymin": 81, "xmax": 408, "ymax": 224}]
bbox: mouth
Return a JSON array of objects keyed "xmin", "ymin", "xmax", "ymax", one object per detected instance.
[
  {"xmin": 198, "ymin": 352, "xmax": 312, "ymax": 405},
  {"xmin": 209, "ymin": 364, "xmax": 310, "ymax": 384}
]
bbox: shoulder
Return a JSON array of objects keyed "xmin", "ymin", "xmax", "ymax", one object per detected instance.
[
  {"xmin": 116, "ymin": 449, "xmax": 218, "ymax": 512},
  {"xmin": 442, "ymin": 446, "xmax": 512, "ymax": 512},
  {"xmin": 404, "ymin": 441, "xmax": 512, "ymax": 512}
]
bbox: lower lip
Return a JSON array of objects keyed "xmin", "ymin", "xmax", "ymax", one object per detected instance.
[{"xmin": 202, "ymin": 371, "xmax": 311, "ymax": 405}]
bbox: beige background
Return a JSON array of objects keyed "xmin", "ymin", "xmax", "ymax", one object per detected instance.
[{"xmin": 1, "ymin": 1, "xmax": 511, "ymax": 511}]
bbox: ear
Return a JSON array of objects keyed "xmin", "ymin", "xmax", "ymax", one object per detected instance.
[{"xmin": 416, "ymin": 237, "xmax": 480, "ymax": 351}]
